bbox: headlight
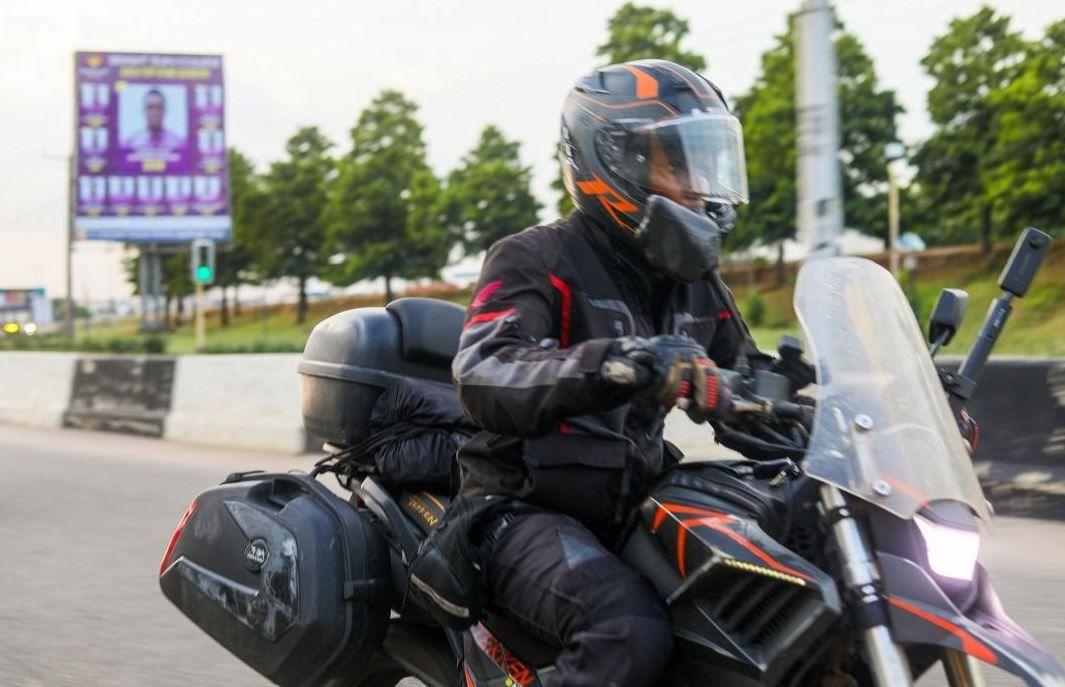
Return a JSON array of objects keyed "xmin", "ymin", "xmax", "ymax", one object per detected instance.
[{"xmin": 914, "ymin": 514, "xmax": 980, "ymax": 581}]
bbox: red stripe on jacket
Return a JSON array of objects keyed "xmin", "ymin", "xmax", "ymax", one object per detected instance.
[
  {"xmin": 548, "ymin": 273, "xmax": 572, "ymax": 348},
  {"xmin": 464, "ymin": 308, "xmax": 516, "ymax": 331}
]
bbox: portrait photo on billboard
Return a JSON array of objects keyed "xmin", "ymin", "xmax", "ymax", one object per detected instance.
[{"xmin": 118, "ymin": 83, "xmax": 188, "ymax": 153}]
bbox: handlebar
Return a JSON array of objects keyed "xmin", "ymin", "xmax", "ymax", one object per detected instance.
[{"xmin": 730, "ymin": 397, "xmax": 814, "ymax": 423}]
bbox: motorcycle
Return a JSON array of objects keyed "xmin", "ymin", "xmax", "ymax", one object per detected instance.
[{"xmin": 159, "ymin": 228, "xmax": 1063, "ymax": 686}]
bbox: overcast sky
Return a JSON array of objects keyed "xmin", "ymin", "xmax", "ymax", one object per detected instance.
[{"xmin": 1, "ymin": 0, "xmax": 1061, "ymax": 303}]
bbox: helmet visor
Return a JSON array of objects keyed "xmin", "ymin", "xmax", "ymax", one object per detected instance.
[{"xmin": 611, "ymin": 113, "xmax": 749, "ymax": 206}]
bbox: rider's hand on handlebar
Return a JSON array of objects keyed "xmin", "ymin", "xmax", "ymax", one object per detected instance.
[
  {"xmin": 681, "ymin": 358, "xmax": 734, "ymax": 423},
  {"xmin": 599, "ymin": 335, "xmax": 707, "ymax": 403}
]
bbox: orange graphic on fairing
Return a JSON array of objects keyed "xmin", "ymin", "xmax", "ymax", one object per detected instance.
[
  {"xmin": 576, "ymin": 175, "xmax": 638, "ymax": 232},
  {"xmin": 888, "ymin": 597, "xmax": 998, "ymax": 665},
  {"xmin": 652, "ymin": 501, "xmax": 812, "ymax": 581},
  {"xmin": 471, "ymin": 623, "xmax": 536, "ymax": 686}
]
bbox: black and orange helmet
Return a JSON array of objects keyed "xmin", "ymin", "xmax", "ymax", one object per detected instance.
[{"xmin": 560, "ymin": 59, "xmax": 748, "ymax": 236}]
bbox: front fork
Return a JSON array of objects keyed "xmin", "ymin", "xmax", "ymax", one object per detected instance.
[
  {"xmin": 819, "ymin": 485, "xmax": 913, "ymax": 686},
  {"xmin": 943, "ymin": 650, "xmax": 987, "ymax": 687}
]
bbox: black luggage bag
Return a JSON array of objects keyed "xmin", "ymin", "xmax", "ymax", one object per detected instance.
[{"xmin": 158, "ymin": 471, "xmax": 390, "ymax": 687}]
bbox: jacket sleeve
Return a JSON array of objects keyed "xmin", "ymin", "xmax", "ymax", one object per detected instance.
[
  {"xmin": 705, "ymin": 273, "xmax": 763, "ymax": 370},
  {"xmin": 452, "ymin": 234, "xmax": 625, "ymax": 437}
]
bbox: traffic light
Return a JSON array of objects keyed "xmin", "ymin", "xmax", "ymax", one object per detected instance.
[{"xmin": 190, "ymin": 238, "xmax": 216, "ymax": 285}]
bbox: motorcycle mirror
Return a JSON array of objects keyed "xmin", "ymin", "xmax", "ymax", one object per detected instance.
[
  {"xmin": 998, "ymin": 227, "xmax": 1051, "ymax": 298},
  {"xmin": 928, "ymin": 288, "xmax": 968, "ymax": 347},
  {"xmin": 636, "ymin": 195, "xmax": 722, "ymax": 283},
  {"xmin": 777, "ymin": 335, "xmax": 805, "ymax": 360}
]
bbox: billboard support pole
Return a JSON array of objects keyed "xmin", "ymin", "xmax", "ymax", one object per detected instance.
[
  {"xmin": 65, "ymin": 153, "xmax": 75, "ymax": 338},
  {"xmin": 150, "ymin": 246, "xmax": 163, "ymax": 329},
  {"xmin": 194, "ymin": 281, "xmax": 205, "ymax": 352},
  {"xmin": 138, "ymin": 246, "xmax": 149, "ymax": 331}
]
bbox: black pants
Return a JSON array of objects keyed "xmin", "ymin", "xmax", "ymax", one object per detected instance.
[{"xmin": 485, "ymin": 510, "xmax": 673, "ymax": 687}]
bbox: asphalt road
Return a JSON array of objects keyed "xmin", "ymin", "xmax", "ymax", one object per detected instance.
[{"xmin": 1, "ymin": 423, "xmax": 1062, "ymax": 686}]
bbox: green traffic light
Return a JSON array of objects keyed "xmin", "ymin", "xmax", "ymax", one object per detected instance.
[{"xmin": 196, "ymin": 265, "xmax": 213, "ymax": 282}]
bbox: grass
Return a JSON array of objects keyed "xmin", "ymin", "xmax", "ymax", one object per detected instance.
[
  {"xmin": 18, "ymin": 241, "xmax": 1064, "ymax": 356},
  {"xmin": 68, "ymin": 287, "xmax": 475, "ymax": 354},
  {"xmin": 728, "ymin": 241, "xmax": 1065, "ymax": 356}
]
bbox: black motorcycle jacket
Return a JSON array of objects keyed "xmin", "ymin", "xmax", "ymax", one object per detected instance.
[{"xmin": 452, "ymin": 210, "xmax": 754, "ymax": 541}]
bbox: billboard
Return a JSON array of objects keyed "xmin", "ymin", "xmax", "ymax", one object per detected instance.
[
  {"xmin": 74, "ymin": 52, "xmax": 230, "ymax": 242},
  {"xmin": 0, "ymin": 289, "xmax": 52, "ymax": 328}
]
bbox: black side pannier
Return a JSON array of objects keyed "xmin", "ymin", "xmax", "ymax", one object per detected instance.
[
  {"xmin": 159, "ymin": 472, "xmax": 389, "ymax": 687},
  {"xmin": 299, "ymin": 298, "xmax": 466, "ymax": 448}
]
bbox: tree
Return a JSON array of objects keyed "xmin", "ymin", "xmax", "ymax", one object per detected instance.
[
  {"xmin": 442, "ymin": 125, "xmax": 541, "ymax": 255},
  {"xmin": 732, "ymin": 20, "xmax": 901, "ymax": 279},
  {"xmin": 552, "ymin": 3, "xmax": 708, "ymax": 216},
  {"xmin": 257, "ymin": 127, "xmax": 334, "ymax": 324},
  {"xmin": 913, "ymin": 6, "xmax": 1026, "ymax": 250},
  {"xmin": 328, "ymin": 90, "xmax": 450, "ymax": 301},
  {"xmin": 163, "ymin": 252, "xmax": 194, "ymax": 327},
  {"xmin": 986, "ymin": 19, "xmax": 1065, "ymax": 236},
  {"xmin": 217, "ymin": 148, "xmax": 260, "ymax": 326},
  {"xmin": 596, "ymin": 2, "xmax": 706, "ymax": 71}
]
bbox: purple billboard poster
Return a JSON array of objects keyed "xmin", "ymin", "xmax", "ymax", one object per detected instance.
[{"xmin": 74, "ymin": 52, "xmax": 230, "ymax": 242}]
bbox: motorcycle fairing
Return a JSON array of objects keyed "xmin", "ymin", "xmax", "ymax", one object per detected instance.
[
  {"xmin": 462, "ymin": 622, "xmax": 545, "ymax": 687},
  {"xmin": 879, "ymin": 553, "xmax": 1065, "ymax": 686},
  {"xmin": 638, "ymin": 484, "xmax": 841, "ymax": 683}
]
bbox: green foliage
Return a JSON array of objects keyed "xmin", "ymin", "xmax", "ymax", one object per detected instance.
[
  {"xmin": 986, "ymin": 19, "xmax": 1065, "ymax": 236},
  {"xmin": 552, "ymin": 160, "xmax": 575, "ymax": 217},
  {"xmin": 217, "ymin": 148, "xmax": 260, "ymax": 288},
  {"xmin": 913, "ymin": 6, "xmax": 1027, "ymax": 248},
  {"xmin": 732, "ymin": 20, "xmax": 901, "ymax": 249},
  {"xmin": 744, "ymin": 291, "xmax": 767, "ymax": 327},
  {"xmin": 199, "ymin": 341, "xmax": 305, "ymax": 354},
  {"xmin": 0, "ymin": 334, "xmax": 167, "ymax": 354},
  {"xmin": 256, "ymin": 127, "xmax": 335, "ymax": 323},
  {"xmin": 442, "ymin": 125, "xmax": 541, "ymax": 254},
  {"xmin": 596, "ymin": 2, "xmax": 706, "ymax": 70},
  {"xmin": 328, "ymin": 90, "xmax": 449, "ymax": 301}
]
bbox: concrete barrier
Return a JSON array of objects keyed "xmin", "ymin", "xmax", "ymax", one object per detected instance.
[
  {"xmin": 950, "ymin": 357, "xmax": 1065, "ymax": 467},
  {"xmin": 63, "ymin": 356, "xmax": 175, "ymax": 436},
  {"xmin": 0, "ymin": 352, "xmax": 78, "ymax": 428},
  {"xmin": 943, "ymin": 357, "xmax": 1065, "ymax": 518},
  {"xmin": 164, "ymin": 354, "xmax": 305, "ymax": 454}
]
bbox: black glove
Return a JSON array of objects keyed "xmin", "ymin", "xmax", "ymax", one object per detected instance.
[
  {"xmin": 599, "ymin": 334, "xmax": 707, "ymax": 403},
  {"xmin": 682, "ymin": 358, "xmax": 734, "ymax": 423}
]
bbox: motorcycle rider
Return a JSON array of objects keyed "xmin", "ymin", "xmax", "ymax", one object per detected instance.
[{"xmin": 453, "ymin": 59, "xmax": 756, "ymax": 686}]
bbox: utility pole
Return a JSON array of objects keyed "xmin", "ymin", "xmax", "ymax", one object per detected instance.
[
  {"xmin": 65, "ymin": 153, "xmax": 76, "ymax": 338},
  {"xmin": 194, "ymin": 280, "xmax": 206, "ymax": 352},
  {"xmin": 795, "ymin": 0, "xmax": 844, "ymax": 258},
  {"xmin": 885, "ymin": 141, "xmax": 907, "ymax": 277}
]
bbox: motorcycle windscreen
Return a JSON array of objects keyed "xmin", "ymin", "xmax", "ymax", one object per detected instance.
[{"xmin": 795, "ymin": 257, "xmax": 990, "ymax": 523}]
